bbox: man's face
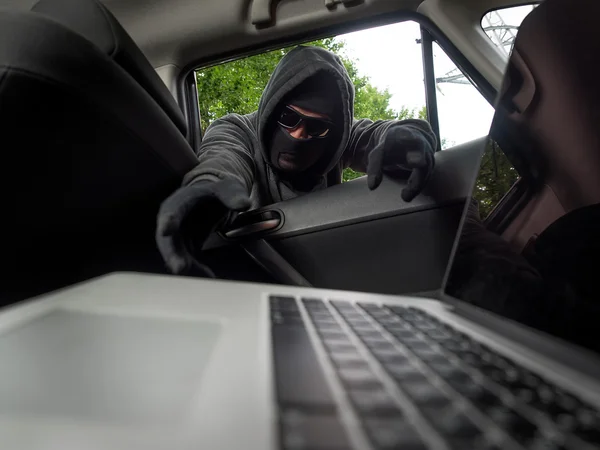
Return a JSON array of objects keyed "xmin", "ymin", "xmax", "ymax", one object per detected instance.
[
  {"xmin": 273, "ymin": 104, "xmax": 333, "ymax": 172},
  {"xmin": 285, "ymin": 105, "xmax": 331, "ymax": 139}
]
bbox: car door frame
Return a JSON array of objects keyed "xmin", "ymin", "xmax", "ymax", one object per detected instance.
[{"xmin": 178, "ymin": 12, "xmax": 498, "ymax": 148}]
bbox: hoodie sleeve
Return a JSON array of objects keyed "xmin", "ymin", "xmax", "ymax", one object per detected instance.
[
  {"xmin": 343, "ymin": 118, "xmax": 437, "ymax": 173},
  {"xmin": 182, "ymin": 115, "xmax": 256, "ymax": 192}
]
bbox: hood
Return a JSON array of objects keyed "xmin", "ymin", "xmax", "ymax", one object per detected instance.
[{"xmin": 257, "ymin": 46, "xmax": 355, "ymax": 176}]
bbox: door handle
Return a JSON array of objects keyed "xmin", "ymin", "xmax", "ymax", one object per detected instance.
[{"xmin": 222, "ymin": 210, "xmax": 283, "ymax": 239}]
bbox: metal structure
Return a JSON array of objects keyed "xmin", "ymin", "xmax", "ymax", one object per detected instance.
[{"xmin": 435, "ymin": 6, "xmax": 535, "ymax": 87}]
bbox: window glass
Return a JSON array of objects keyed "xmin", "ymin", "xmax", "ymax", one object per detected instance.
[
  {"xmin": 472, "ymin": 138, "xmax": 519, "ymax": 219},
  {"xmin": 481, "ymin": 5, "xmax": 538, "ymax": 57},
  {"xmin": 432, "ymin": 42, "xmax": 495, "ymax": 149},
  {"xmin": 195, "ymin": 21, "xmax": 426, "ymax": 182}
]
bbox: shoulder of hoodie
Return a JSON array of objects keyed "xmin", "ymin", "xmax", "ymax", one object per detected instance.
[{"xmin": 204, "ymin": 111, "xmax": 259, "ymax": 136}]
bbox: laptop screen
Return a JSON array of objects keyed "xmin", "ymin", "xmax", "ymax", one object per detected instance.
[{"xmin": 444, "ymin": 0, "xmax": 600, "ymax": 354}]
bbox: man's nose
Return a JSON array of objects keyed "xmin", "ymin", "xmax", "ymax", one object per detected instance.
[{"xmin": 289, "ymin": 123, "xmax": 308, "ymax": 139}]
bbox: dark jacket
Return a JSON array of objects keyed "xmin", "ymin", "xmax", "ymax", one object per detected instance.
[{"xmin": 184, "ymin": 46, "xmax": 436, "ymax": 208}]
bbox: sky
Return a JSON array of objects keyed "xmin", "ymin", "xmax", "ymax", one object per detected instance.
[{"xmin": 337, "ymin": 5, "xmax": 535, "ymax": 149}]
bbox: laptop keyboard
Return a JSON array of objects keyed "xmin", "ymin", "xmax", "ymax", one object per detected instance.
[{"xmin": 270, "ymin": 295, "xmax": 600, "ymax": 450}]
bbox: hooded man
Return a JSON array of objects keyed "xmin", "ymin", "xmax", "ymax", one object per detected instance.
[{"xmin": 157, "ymin": 46, "xmax": 437, "ymax": 274}]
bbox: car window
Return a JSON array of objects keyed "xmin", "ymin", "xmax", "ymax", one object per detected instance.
[
  {"xmin": 432, "ymin": 42, "xmax": 495, "ymax": 149},
  {"xmin": 481, "ymin": 4, "xmax": 538, "ymax": 58},
  {"xmin": 195, "ymin": 20, "xmax": 427, "ymax": 182},
  {"xmin": 472, "ymin": 138, "xmax": 520, "ymax": 219},
  {"xmin": 430, "ymin": 40, "xmax": 518, "ymax": 216},
  {"xmin": 195, "ymin": 19, "xmax": 502, "ymax": 181}
]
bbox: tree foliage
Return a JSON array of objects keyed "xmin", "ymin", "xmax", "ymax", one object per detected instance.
[
  {"xmin": 195, "ymin": 38, "xmax": 425, "ymax": 182},
  {"xmin": 472, "ymin": 139, "xmax": 519, "ymax": 218}
]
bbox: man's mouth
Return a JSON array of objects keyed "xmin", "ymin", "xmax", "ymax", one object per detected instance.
[{"xmin": 278, "ymin": 153, "xmax": 299, "ymax": 171}]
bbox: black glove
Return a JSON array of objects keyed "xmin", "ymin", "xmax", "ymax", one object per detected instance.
[
  {"xmin": 156, "ymin": 179, "xmax": 251, "ymax": 274},
  {"xmin": 367, "ymin": 125, "xmax": 435, "ymax": 202}
]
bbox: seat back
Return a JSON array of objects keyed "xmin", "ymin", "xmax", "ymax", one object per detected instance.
[
  {"xmin": 0, "ymin": 11, "xmax": 197, "ymax": 304},
  {"xmin": 32, "ymin": 0, "xmax": 188, "ymax": 135}
]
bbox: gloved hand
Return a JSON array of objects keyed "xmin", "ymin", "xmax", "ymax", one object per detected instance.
[
  {"xmin": 156, "ymin": 179, "xmax": 251, "ymax": 275},
  {"xmin": 367, "ymin": 125, "xmax": 435, "ymax": 201}
]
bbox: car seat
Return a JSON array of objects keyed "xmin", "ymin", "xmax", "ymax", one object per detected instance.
[
  {"xmin": 0, "ymin": 8, "xmax": 197, "ymax": 304},
  {"xmin": 31, "ymin": 0, "xmax": 188, "ymax": 136}
]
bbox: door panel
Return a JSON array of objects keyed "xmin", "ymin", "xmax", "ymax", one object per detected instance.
[
  {"xmin": 270, "ymin": 205, "xmax": 463, "ymax": 295},
  {"xmin": 204, "ymin": 137, "xmax": 485, "ymax": 295}
]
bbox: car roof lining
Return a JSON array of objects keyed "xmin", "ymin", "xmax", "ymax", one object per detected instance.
[
  {"xmin": 1, "ymin": 0, "xmax": 536, "ymax": 70},
  {"xmin": 187, "ymin": 11, "xmax": 420, "ymax": 74}
]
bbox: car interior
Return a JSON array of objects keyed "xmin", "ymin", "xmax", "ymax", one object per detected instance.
[
  {"xmin": 6, "ymin": 1, "xmax": 600, "ymax": 448},
  {"xmin": 0, "ymin": 0, "xmax": 535, "ymax": 306}
]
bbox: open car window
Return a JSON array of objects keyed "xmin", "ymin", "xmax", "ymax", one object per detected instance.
[
  {"xmin": 195, "ymin": 20, "xmax": 428, "ymax": 182},
  {"xmin": 195, "ymin": 16, "xmax": 496, "ymax": 176},
  {"xmin": 432, "ymin": 42, "xmax": 494, "ymax": 149}
]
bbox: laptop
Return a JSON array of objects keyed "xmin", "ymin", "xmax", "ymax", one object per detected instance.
[{"xmin": 2, "ymin": 1, "xmax": 600, "ymax": 449}]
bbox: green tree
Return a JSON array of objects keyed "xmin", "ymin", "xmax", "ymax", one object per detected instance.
[
  {"xmin": 196, "ymin": 38, "xmax": 424, "ymax": 182},
  {"xmin": 472, "ymin": 139, "xmax": 519, "ymax": 218}
]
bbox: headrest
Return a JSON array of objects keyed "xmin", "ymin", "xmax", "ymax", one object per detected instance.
[{"xmin": 32, "ymin": 0, "xmax": 187, "ymax": 135}]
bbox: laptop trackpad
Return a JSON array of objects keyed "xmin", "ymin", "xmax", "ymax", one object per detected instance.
[{"xmin": 0, "ymin": 310, "xmax": 221, "ymax": 424}]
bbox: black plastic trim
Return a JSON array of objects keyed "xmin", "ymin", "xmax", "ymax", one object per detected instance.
[
  {"xmin": 420, "ymin": 27, "xmax": 441, "ymax": 152},
  {"xmin": 267, "ymin": 199, "xmax": 465, "ymax": 241},
  {"xmin": 178, "ymin": 71, "xmax": 202, "ymax": 150}
]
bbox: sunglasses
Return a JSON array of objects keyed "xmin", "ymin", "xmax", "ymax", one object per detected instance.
[{"xmin": 277, "ymin": 106, "xmax": 334, "ymax": 138}]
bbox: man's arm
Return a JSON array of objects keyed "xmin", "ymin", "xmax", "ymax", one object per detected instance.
[
  {"xmin": 183, "ymin": 114, "xmax": 256, "ymax": 192},
  {"xmin": 155, "ymin": 115, "xmax": 256, "ymax": 274},
  {"xmin": 344, "ymin": 118, "xmax": 436, "ymax": 201},
  {"xmin": 343, "ymin": 118, "xmax": 437, "ymax": 173}
]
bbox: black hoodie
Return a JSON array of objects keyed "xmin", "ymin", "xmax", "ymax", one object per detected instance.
[{"xmin": 184, "ymin": 46, "xmax": 436, "ymax": 208}]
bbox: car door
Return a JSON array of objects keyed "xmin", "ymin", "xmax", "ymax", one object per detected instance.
[{"xmin": 193, "ymin": 12, "xmax": 504, "ymax": 296}]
